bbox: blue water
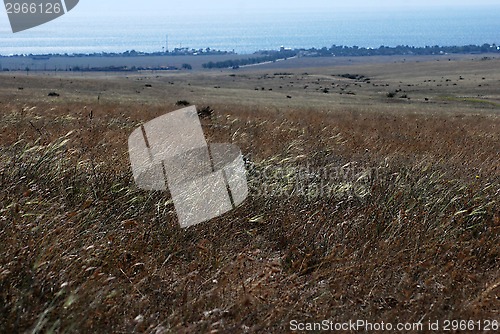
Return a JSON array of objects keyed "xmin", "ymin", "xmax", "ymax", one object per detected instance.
[{"xmin": 0, "ymin": 6, "xmax": 499, "ymax": 55}]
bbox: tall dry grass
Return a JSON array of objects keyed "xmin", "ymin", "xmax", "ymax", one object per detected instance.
[{"xmin": 1, "ymin": 99, "xmax": 499, "ymax": 333}]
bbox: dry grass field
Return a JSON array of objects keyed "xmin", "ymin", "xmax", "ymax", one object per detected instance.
[{"xmin": 0, "ymin": 56, "xmax": 499, "ymax": 333}]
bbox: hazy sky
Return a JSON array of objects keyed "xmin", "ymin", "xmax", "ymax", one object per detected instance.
[
  {"xmin": 1, "ymin": 1, "xmax": 499, "ymax": 21},
  {"xmin": 1, "ymin": 0, "xmax": 499, "ymax": 35},
  {"xmin": 74, "ymin": 0, "xmax": 500, "ymax": 15}
]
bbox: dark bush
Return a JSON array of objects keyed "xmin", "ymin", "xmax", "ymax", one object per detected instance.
[
  {"xmin": 197, "ymin": 105, "xmax": 214, "ymax": 118},
  {"xmin": 175, "ymin": 100, "xmax": 190, "ymax": 106}
]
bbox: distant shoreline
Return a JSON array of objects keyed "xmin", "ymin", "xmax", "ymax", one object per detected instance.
[
  {"xmin": 2, "ymin": 43, "xmax": 498, "ymax": 58},
  {"xmin": 1, "ymin": 44, "xmax": 498, "ymax": 72}
]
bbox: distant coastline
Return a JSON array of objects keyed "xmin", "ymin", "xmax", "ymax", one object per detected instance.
[
  {"xmin": 3, "ymin": 43, "xmax": 499, "ymax": 58},
  {"xmin": 1, "ymin": 44, "xmax": 499, "ymax": 72}
]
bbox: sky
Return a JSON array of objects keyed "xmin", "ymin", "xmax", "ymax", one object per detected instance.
[
  {"xmin": 1, "ymin": 0, "xmax": 499, "ymax": 22},
  {"xmin": 72, "ymin": 0, "xmax": 500, "ymax": 15}
]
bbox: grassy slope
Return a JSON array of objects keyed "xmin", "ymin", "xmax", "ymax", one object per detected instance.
[{"xmin": 0, "ymin": 57, "xmax": 499, "ymax": 333}]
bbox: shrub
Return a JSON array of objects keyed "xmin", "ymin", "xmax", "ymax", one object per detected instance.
[{"xmin": 175, "ymin": 100, "xmax": 190, "ymax": 106}]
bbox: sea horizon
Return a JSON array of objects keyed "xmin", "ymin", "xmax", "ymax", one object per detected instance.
[{"xmin": 1, "ymin": 5, "xmax": 499, "ymax": 56}]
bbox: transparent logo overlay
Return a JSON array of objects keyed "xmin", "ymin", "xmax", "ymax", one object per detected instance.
[
  {"xmin": 4, "ymin": 0, "xmax": 79, "ymax": 33},
  {"xmin": 246, "ymin": 162, "xmax": 377, "ymax": 200},
  {"xmin": 128, "ymin": 106, "xmax": 249, "ymax": 228}
]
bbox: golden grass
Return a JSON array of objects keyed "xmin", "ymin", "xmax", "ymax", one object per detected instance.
[{"xmin": 0, "ymin": 58, "xmax": 499, "ymax": 333}]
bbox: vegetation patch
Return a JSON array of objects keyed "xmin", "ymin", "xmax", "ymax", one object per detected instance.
[{"xmin": 438, "ymin": 96, "xmax": 500, "ymax": 107}]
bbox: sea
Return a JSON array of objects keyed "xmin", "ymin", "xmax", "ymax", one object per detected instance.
[{"xmin": 0, "ymin": 5, "xmax": 499, "ymax": 55}]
